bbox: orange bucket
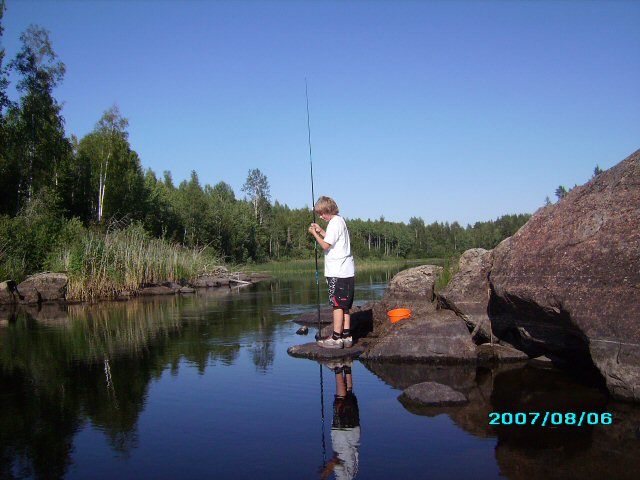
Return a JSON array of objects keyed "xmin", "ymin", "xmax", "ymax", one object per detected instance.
[{"xmin": 388, "ymin": 308, "xmax": 412, "ymax": 324}]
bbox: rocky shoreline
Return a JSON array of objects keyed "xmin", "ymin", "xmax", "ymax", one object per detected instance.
[
  {"xmin": 0, "ymin": 268, "xmax": 272, "ymax": 307},
  {"xmin": 290, "ymin": 149, "xmax": 640, "ymax": 404}
]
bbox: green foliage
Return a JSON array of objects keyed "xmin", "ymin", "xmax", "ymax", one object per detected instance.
[
  {"xmin": 555, "ymin": 185, "xmax": 568, "ymax": 200},
  {"xmin": 435, "ymin": 256, "xmax": 459, "ymax": 292},
  {"xmin": 3, "ymin": 25, "xmax": 71, "ymax": 214},
  {"xmin": 593, "ymin": 165, "xmax": 604, "ymax": 178},
  {"xmin": 0, "ymin": 188, "xmax": 77, "ymax": 281},
  {"xmin": 241, "ymin": 168, "xmax": 270, "ymax": 224}
]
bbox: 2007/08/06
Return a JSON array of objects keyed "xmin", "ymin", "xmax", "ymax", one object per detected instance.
[{"xmin": 489, "ymin": 412, "xmax": 613, "ymax": 426}]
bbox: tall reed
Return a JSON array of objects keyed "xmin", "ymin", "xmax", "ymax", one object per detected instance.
[{"xmin": 51, "ymin": 223, "xmax": 220, "ymax": 301}]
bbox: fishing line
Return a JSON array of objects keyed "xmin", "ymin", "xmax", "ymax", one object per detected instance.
[{"xmin": 306, "ymin": 79, "xmax": 327, "ymax": 469}]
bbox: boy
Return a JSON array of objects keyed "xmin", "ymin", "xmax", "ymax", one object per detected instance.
[{"xmin": 308, "ymin": 196, "xmax": 355, "ymax": 349}]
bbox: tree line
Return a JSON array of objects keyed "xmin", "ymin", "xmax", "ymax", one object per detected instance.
[{"xmin": 0, "ymin": 10, "xmax": 531, "ymax": 281}]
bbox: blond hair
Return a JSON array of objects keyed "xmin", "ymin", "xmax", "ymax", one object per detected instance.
[{"xmin": 315, "ymin": 196, "xmax": 339, "ymax": 215}]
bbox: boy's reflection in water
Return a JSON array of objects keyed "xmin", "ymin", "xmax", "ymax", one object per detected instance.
[{"xmin": 320, "ymin": 361, "xmax": 360, "ymax": 480}]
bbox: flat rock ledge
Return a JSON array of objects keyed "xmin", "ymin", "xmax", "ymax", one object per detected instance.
[
  {"xmin": 400, "ymin": 382, "xmax": 468, "ymax": 406},
  {"xmin": 361, "ymin": 309, "xmax": 477, "ymax": 364},
  {"xmin": 287, "ymin": 342, "xmax": 365, "ymax": 360},
  {"xmin": 476, "ymin": 343, "xmax": 529, "ymax": 364}
]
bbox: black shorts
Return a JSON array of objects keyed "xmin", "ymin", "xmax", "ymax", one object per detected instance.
[{"xmin": 326, "ymin": 276, "xmax": 355, "ymax": 311}]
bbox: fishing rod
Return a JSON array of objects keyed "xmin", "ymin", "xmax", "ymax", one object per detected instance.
[
  {"xmin": 305, "ymin": 79, "xmax": 322, "ymax": 339},
  {"xmin": 306, "ymin": 79, "xmax": 327, "ymax": 470}
]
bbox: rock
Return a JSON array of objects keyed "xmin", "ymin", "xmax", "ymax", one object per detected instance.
[
  {"xmin": 295, "ymin": 304, "xmax": 373, "ymax": 339},
  {"xmin": 400, "ymin": 382, "xmax": 468, "ymax": 406},
  {"xmin": 16, "ymin": 273, "xmax": 68, "ymax": 304},
  {"xmin": 476, "ymin": 343, "xmax": 529, "ymax": 365},
  {"xmin": 249, "ymin": 272, "xmax": 273, "ymax": 282},
  {"xmin": 296, "ymin": 326, "xmax": 309, "ymax": 335},
  {"xmin": 16, "ymin": 272, "xmax": 69, "ymax": 303},
  {"xmin": 229, "ymin": 273, "xmax": 251, "ymax": 283},
  {"xmin": 316, "ymin": 306, "xmax": 374, "ymax": 345},
  {"xmin": 372, "ymin": 265, "xmax": 443, "ymax": 337},
  {"xmin": 386, "ymin": 264, "xmax": 443, "ymax": 301},
  {"xmin": 287, "ymin": 342, "xmax": 365, "ymax": 360},
  {"xmin": 294, "ymin": 308, "xmax": 334, "ymax": 326},
  {"xmin": 490, "ymin": 149, "xmax": 640, "ymax": 401},
  {"xmin": 179, "ymin": 287, "xmax": 196, "ymax": 294},
  {"xmin": 139, "ymin": 286, "xmax": 175, "ymax": 296},
  {"xmin": 162, "ymin": 281, "xmax": 183, "ymax": 292},
  {"xmin": 192, "ymin": 275, "xmax": 230, "ymax": 288},
  {"xmin": 528, "ymin": 355, "xmax": 558, "ymax": 369},
  {"xmin": 361, "ymin": 309, "xmax": 477, "ymax": 363},
  {"xmin": 437, "ymin": 248, "xmax": 494, "ymax": 342},
  {"xmin": 0, "ymin": 280, "xmax": 16, "ymax": 304}
]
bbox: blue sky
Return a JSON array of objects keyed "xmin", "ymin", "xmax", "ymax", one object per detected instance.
[{"xmin": 2, "ymin": 0, "xmax": 638, "ymax": 225}]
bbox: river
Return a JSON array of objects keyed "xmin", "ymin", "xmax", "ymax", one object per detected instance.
[{"xmin": 1, "ymin": 268, "xmax": 638, "ymax": 479}]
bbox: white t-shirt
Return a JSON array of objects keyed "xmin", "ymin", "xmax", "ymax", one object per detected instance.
[{"xmin": 323, "ymin": 215, "xmax": 355, "ymax": 278}]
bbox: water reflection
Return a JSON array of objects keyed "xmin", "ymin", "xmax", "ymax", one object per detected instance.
[
  {"xmin": 0, "ymin": 284, "xmax": 287, "ymax": 478},
  {"xmin": 319, "ymin": 361, "xmax": 361, "ymax": 480},
  {"xmin": 365, "ymin": 361, "xmax": 640, "ymax": 478}
]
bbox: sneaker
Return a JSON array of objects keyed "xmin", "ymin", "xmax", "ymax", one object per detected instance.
[
  {"xmin": 342, "ymin": 336, "xmax": 353, "ymax": 348},
  {"xmin": 321, "ymin": 358, "xmax": 353, "ymax": 373},
  {"xmin": 316, "ymin": 336, "xmax": 344, "ymax": 349},
  {"xmin": 321, "ymin": 360, "xmax": 345, "ymax": 373}
]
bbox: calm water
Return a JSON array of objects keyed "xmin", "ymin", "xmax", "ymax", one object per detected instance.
[{"xmin": 1, "ymin": 269, "xmax": 639, "ymax": 479}]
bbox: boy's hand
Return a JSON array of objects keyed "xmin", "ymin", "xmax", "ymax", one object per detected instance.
[{"xmin": 309, "ymin": 223, "xmax": 324, "ymax": 236}]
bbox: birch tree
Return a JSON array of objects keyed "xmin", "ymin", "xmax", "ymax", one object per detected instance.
[
  {"xmin": 241, "ymin": 168, "xmax": 270, "ymax": 225},
  {"xmin": 93, "ymin": 105, "xmax": 128, "ymax": 222}
]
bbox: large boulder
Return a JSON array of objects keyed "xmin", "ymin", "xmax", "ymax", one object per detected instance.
[
  {"xmin": 361, "ymin": 309, "xmax": 477, "ymax": 363},
  {"xmin": 490, "ymin": 149, "xmax": 640, "ymax": 401},
  {"xmin": 0, "ymin": 280, "xmax": 16, "ymax": 304},
  {"xmin": 15, "ymin": 273, "xmax": 68, "ymax": 304},
  {"xmin": 385, "ymin": 264, "xmax": 442, "ymax": 301},
  {"xmin": 437, "ymin": 248, "xmax": 493, "ymax": 342},
  {"xmin": 372, "ymin": 265, "xmax": 442, "ymax": 336}
]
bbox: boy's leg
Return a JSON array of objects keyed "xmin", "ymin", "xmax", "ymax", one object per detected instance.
[
  {"xmin": 333, "ymin": 308, "xmax": 345, "ymax": 335},
  {"xmin": 343, "ymin": 312, "xmax": 351, "ymax": 332}
]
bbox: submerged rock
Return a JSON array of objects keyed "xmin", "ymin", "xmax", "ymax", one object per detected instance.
[
  {"xmin": 400, "ymin": 382, "xmax": 468, "ymax": 406},
  {"xmin": 490, "ymin": 149, "xmax": 640, "ymax": 401},
  {"xmin": 296, "ymin": 326, "xmax": 309, "ymax": 335}
]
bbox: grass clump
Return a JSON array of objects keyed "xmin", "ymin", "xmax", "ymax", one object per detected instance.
[
  {"xmin": 435, "ymin": 255, "xmax": 460, "ymax": 292},
  {"xmin": 51, "ymin": 222, "xmax": 221, "ymax": 301}
]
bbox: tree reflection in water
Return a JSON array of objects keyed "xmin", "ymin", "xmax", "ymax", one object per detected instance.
[{"xmin": 0, "ymin": 286, "xmax": 285, "ymax": 478}]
